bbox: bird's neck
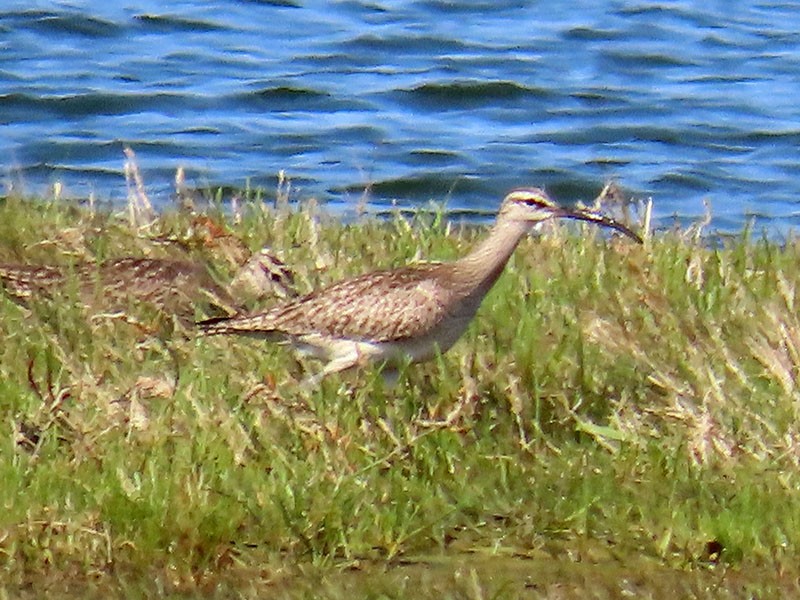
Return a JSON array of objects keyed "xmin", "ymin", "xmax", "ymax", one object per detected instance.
[{"xmin": 451, "ymin": 218, "xmax": 531, "ymax": 297}]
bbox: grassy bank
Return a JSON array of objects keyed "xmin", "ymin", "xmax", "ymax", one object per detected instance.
[{"xmin": 1, "ymin": 191, "xmax": 799, "ymax": 598}]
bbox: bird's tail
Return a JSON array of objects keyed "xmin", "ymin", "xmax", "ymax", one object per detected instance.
[
  {"xmin": 196, "ymin": 315, "xmax": 236, "ymax": 335},
  {"xmin": 195, "ymin": 313, "xmax": 276, "ymax": 337}
]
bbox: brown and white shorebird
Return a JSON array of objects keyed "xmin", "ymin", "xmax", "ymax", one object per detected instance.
[
  {"xmin": 0, "ymin": 239, "xmax": 298, "ymax": 324},
  {"xmin": 198, "ymin": 188, "xmax": 642, "ymax": 385},
  {"xmin": 0, "ymin": 257, "xmax": 248, "ymax": 324}
]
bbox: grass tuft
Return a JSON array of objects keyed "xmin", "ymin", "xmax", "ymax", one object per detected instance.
[{"xmin": 1, "ymin": 191, "xmax": 799, "ymax": 597}]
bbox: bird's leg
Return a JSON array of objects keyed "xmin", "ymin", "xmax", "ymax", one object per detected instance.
[
  {"xmin": 298, "ymin": 340, "xmax": 392, "ymax": 391},
  {"xmin": 299, "ymin": 352, "xmax": 362, "ymax": 391},
  {"xmin": 380, "ymin": 368, "xmax": 400, "ymax": 387},
  {"xmin": 298, "ymin": 370, "xmax": 325, "ymax": 392}
]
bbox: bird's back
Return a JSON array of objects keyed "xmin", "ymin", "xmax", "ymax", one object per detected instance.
[
  {"xmin": 0, "ymin": 264, "xmax": 65, "ymax": 302},
  {"xmin": 1, "ymin": 257, "xmax": 238, "ymax": 320},
  {"xmin": 93, "ymin": 258, "xmax": 236, "ymax": 315},
  {"xmin": 200, "ymin": 262, "xmax": 462, "ymax": 344}
]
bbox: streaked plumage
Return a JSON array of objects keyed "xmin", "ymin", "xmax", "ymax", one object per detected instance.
[
  {"xmin": 0, "ymin": 257, "xmax": 238, "ymax": 322},
  {"xmin": 0, "ymin": 242, "xmax": 301, "ymax": 324},
  {"xmin": 199, "ymin": 188, "xmax": 642, "ymax": 384}
]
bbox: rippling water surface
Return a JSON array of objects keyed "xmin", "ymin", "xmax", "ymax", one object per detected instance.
[{"xmin": 1, "ymin": 1, "xmax": 799, "ymax": 232}]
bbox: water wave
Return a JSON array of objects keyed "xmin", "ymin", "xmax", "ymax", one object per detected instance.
[{"xmin": 0, "ymin": 0, "xmax": 798, "ymax": 233}]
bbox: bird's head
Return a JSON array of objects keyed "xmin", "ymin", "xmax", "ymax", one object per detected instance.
[
  {"xmin": 498, "ymin": 187, "xmax": 643, "ymax": 243},
  {"xmin": 228, "ymin": 247, "xmax": 298, "ymax": 302}
]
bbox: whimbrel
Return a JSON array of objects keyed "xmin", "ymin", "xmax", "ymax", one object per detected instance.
[
  {"xmin": 0, "ymin": 257, "xmax": 241, "ymax": 322},
  {"xmin": 198, "ymin": 188, "xmax": 642, "ymax": 385},
  {"xmin": 0, "ymin": 241, "xmax": 299, "ymax": 323}
]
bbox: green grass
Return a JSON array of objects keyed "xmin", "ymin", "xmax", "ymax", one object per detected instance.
[{"xmin": 1, "ymin": 191, "xmax": 800, "ymax": 598}]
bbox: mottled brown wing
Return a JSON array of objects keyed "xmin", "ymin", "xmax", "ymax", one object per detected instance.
[
  {"xmin": 2, "ymin": 258, "xmax": 237, "ymax": 320},
  {"xmin": 0, "ymin": 264, "xmax": 66, "ymax": 303},
  {"xmin": 93, "ymin": 258, "xmax": 238, "ymax": 317},
  {"xmin": 208, "ymin": 264, "xmax": 455, "ymax": 343}
]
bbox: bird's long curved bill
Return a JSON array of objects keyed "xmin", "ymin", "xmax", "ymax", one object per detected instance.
[{"xmin": 559, "ymin": 207, "xmax": 643, "ymax": 244}]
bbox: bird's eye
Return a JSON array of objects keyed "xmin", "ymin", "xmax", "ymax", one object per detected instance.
[{"xmin": 525, "ymin": 197, "xmax": 548, "ymax": 208}]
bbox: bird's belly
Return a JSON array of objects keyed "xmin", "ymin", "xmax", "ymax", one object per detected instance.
[
  {"xmin": 387, "ymin": 315, "xmax": 473, "ymax": 364},
  {"xmin": 293, "ymin": 313, "xmax": 474, "ymax": 369}
]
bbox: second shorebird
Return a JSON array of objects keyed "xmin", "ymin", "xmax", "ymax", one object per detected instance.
[
  {"xmin": 0, "ymin": 257, "xmax": 237, "ymax": 319},
  {"xmin": 198, "ymin": 188, "xmax": 642, "ymax": 385},
  {"xmin": 0, "ymin": 251, "xmax": 297, "ymax": 325}
]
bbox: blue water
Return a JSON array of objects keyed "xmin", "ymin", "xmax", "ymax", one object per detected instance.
[{"xmin": 1, "ymin": 1, "xmax": 799, "ymax": 233}]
